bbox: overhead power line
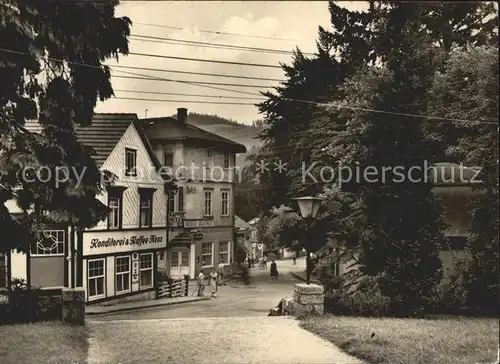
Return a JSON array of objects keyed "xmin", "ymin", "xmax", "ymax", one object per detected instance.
[
  {"xmin": 112, "ymin": 74, "xmax": 274, "ymax": 88},
  {"xmin": 112, "ymin": 68, "xmax": 264, "ymax": 97},
  {"xmin": 109, "ymin": 64, "xmax": 284, "ymax": 82},
  {"xmin": 130, "ymin": 34, "xmax": 314, "ymax": 56},
  {"xmin": 114, "ymin": 89, "xmax": 265, "ymax": 100},
  {"xmin": 112, "ymin": 97, "xmax": 256, "ymax": 105},
  {"xmin": 0, "ymin": 47, "xmax": 496, "ymax": 126},
  {"xmin": 128, "ymin": 51, "xmax": 283, "ymax": 69},
  {"xmin": 133, "ymin": 22, "xmax": 304, "ymax": 42}
]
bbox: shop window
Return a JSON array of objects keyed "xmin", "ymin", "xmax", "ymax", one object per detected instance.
[
  {"xmin": 202, "ymin": 242, "xmax": 213, "ymax": 267},
  {"xmin": 204, "ymin": 189, "xmax": 213, "ymax": 216},
  {"xmin": 116, "ymin": 256, "xmax": 131, "ymax": 293},
  {"xmin": 221, "ymin": 190, "xmax": 229, "ymax": 216},
  {"xmin": 108, "ymin": 189, "xmax": 124, "ymax": 230},
  {"xmin": 125, "ymin": 148, "xmax": 137, "ymax": 176},
  {"xmin": 139, "ymin": 253, "xmax": 153, "ymax": 288},
  {"xmin": 31, "ymin": 230, "xmax": 65, "ymax": 256},
  {"xmin": 139, "ymin": 189, "xmax": 155, "ymax": 228},
  {"xmin": 88, "ymin": 259, "xmax": 105, "ymax": 299},
  {"xmin": 219, "ymin": 241, "xmax": 230, "ymax": 264}
]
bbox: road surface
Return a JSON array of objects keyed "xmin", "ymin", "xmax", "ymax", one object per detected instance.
[
  {"xmin": 89, "ymin": 258, "xmax": 305, "ymax": 321},
  {"xmin": 86, "ymin": 258, "xmax": 363, "ymax": 363}
]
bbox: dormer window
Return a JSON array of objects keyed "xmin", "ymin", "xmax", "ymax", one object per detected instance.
[{"xmin": 125, "ymin": 148, "xmax": 137, "ymax": 176}]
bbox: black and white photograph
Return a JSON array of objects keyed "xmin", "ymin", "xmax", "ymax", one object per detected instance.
[{"xmin": 0, "ymin": 1, "xmax": 498, "ymax": 363}]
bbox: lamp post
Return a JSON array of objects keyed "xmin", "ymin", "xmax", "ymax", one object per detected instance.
[{"xmin": 292, "ymin": 196, "xmax": 322, "ymax": 285}]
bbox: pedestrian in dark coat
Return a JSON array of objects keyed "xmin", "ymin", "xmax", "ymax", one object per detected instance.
[{"xmin": 270, "ymin": 260, "xmax": 278, "ymax": 280}]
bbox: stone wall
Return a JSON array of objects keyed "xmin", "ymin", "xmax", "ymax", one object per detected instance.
[
  {"xmin": 0, "ymin": 287, "xmax": 85, "ymax": 325},
  {"xmin": 279, "ymin": 283, "xmax": 325, "ymax": 316}
]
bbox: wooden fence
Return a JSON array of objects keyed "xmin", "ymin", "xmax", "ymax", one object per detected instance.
[{"xmin": 156, "ymin": 278, "xmax": 189, "ymax": 299}]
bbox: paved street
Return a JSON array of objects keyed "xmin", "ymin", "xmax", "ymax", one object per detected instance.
[
  {"xmin": 88, "ymin": 316, "xmax": 363, "ymax": 364},
  {"xmin": 86, "ymin": 258, "xmax": 363, "ymax": 363},
  {"xmin": 89, "ymin": 258, "xmax": 305, "ymax": 321}
]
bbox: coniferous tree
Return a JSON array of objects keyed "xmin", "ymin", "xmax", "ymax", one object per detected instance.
[{"xmin": 0, "ymin": 0, "xmax": 131, "ymax": 253}]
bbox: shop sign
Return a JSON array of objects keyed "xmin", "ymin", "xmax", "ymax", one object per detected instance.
[
  {"xmin": 183, "ymin": 219, "xmax": 215, "ymax": 228},
  {"xmin": 132, "ymin": 256, "xmax": 139, "ymax": 283},
  {"xmin": 82, "ymin": 230, "xmax": 166, "ymax": 256}
]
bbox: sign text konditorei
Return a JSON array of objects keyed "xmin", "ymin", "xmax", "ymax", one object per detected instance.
[
  {"xmin": 89, "ymin": 235, "xmax": 163, "ymax": 249},
  {"xmin": 83, "ymin": 231, "xmax": 166, "ymax": 256}
]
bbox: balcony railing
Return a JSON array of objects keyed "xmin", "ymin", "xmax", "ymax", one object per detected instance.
[{"xmin": 168, "ymin": 212, "xmax": 185, "ymax": 228}]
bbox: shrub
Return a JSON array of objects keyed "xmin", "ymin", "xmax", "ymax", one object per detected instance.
[
  {"xmin": 436, "ymin": 258, "xmax": 469, "ymax": 314},
  {"xmin": 157, "ymin": 270, "xmax": 170, "ymax": 282},
  {"xmin": 315, "ymin": 263, "xmax": 344, "ymax": 293},
  {"xmin": 7, "ymin": 278, "xmax": 43, "ymax": 323},
  {"xmin": 324, "ymin": 275, "xmax": 391, "ymax": 317}
]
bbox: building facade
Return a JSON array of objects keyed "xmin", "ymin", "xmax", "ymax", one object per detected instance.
[
  {"xmin": 143, "ymin": 108, "xmax": 246, "ymax": 279},
  {"xmin": 7, "ymin": 114, "xmax": 174, "ymax": 304}
]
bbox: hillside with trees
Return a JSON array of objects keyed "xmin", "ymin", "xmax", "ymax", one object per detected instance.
[{"xmin": 182, "ymin": 112, "xmax": 263, "ymax": 167}]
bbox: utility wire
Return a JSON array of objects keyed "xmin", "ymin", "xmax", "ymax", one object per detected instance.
[
  {"xmin": 130, "ymin": 34, "xmax": 314, "ymax": 56},
  {"xmin": 112, "ymin": 74, "xmax": 274, "ymax": 88},
  {"xmin": 113, "ymin": 97, "xmax": 257, "ymax": 105},
  {"xmin": 110, "ymin": 68, "xmax": 263, "ymax": 97},
  {"xmin": 0, "ymin": 47, "xmax": 497, "ymax": 126},
  {"xmin": 127, "ymin": 51, "xmax": 283, "ymax": 69},
  {"xmin": 109, "ymin": 64, "xmax": 284, "ymax": 82},
  {"xmin": 133, "ymin": 22, "xmax": 305, "ymax": 42},
  {"xmin": 114, "ymin": 89, "xmax": 265, "ymax": 100}
]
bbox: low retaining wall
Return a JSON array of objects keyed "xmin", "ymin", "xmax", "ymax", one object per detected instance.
[
  {"xmin": 277, "ymin": 283, "xmax": 325, "ymax": 317},
  {"xmin": 0, "ymin": 287, "xmax": 85, "ymax": 325}
]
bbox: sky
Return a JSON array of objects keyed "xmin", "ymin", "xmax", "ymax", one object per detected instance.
[{"xmin": 95, "ymin": 1, "xmax": 369, "ymax": 124}]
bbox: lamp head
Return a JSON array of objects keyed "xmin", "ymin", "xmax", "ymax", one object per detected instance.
[{"xmin": 292, "ymin": 196, "xmax": 322, "ymax": 219}]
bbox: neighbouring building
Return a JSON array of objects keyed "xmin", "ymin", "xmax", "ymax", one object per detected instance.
[
  {"xmin": 332, "ymin": 163, "xmax": 477, "ymax": 280},
  {"xmin": 141, "ymin": 108, "xmax": 246, "ymax": 279},
  {"xmin": 235, "ymin": 215, "xmax": 260, "ymax": 259},
  {"xmin": 6, "ymin": 113, "xmax": 175, "ymax": 304}
]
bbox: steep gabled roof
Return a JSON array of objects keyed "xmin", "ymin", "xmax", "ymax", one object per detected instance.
[
  {"xmin": 141, "ymin": 116, "xmax": 247, "ymax": 153},
  {"xmin": 24, "ymin": 114, "xmax": 162, "ymax": 170}
]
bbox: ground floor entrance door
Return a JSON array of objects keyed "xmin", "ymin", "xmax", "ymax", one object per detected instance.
[{"xmin": 170, "ymin": 250, "xmax": 190, "ymax": 278}]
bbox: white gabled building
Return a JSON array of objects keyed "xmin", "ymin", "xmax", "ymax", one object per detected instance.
[{"xmin": 5, "ymin": 113, "xmax": 178, "ymax": 304}]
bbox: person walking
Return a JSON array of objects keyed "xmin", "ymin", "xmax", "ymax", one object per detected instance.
[
  {"xmin": 293, "ymin": 253, "xmax": 297, "ymax": 265},
  {"xmin": 217, "ymin": 261, "xmax": 226, "ymax": 286},
  {"xmin": 270, "ymin": 260, "xmax": 279, "ymax": 280},
  {"xmin": 263, "ymin": 255, "xmax": 267, "ymax": 270},
  {"xmin": 209, "ymin": 268, "xmax": 218, "ymax": 298},
  {"xmin": 196, "ymin": 270, "xmax": 205, "ymax": 296}
]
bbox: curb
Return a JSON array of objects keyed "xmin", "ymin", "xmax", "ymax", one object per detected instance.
[
  {"xmin": 86, "ymin": 296, "xmax": 211, "ymax": 316},
  {"xmin": 290, "ymin": 271, "xmax": 321, "ymax": 285}
]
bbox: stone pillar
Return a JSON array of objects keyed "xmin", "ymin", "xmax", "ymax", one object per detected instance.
[
  {"xmin": 61, "ymin": 287, "xmax": 85, "ymax": 325},
  {"xmin": 291, "ymin": 283, "xmax": 324, "ymax": 316}
]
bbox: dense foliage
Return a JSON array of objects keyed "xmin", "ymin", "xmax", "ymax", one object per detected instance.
[
  {"xmin": 0, "ymin": 0, "xmax": 131, "ymax": 253},
  {"xmin": 252, "ymin": 1, "xmax": 498, "ymax": 316}
]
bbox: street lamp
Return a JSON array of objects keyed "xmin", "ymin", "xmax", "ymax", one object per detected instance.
[{"xmin": 292, "ymin": 196, "xmax": 322, "ymax": 285}]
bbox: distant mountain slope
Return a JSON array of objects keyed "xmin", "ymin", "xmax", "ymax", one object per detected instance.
[{"xmin": 184, "ymin": 112, "xmax": 263, "ymax": 166}]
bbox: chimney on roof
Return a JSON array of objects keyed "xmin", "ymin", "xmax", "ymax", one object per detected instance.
[{"xmin": 177, "ymin": 108, "xmax": 187, "ymax": 123}]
